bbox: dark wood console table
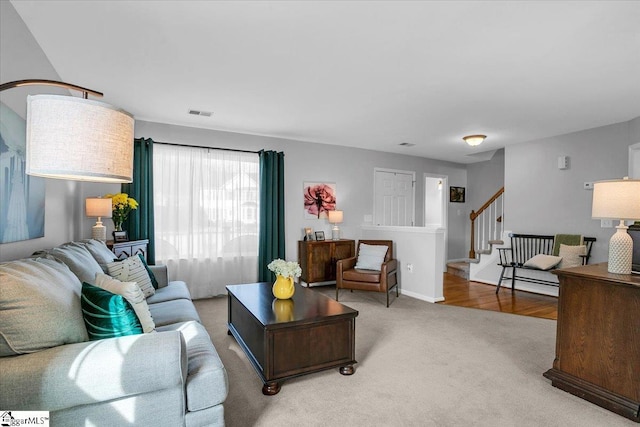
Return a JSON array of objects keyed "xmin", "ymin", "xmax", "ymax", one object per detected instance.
[{"xmin": 544, "ymin": 263, "xmax": 639, "ymax": 422}]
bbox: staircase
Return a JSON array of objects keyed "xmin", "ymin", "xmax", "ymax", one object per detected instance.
[
  {"xmin": 446, "ymin": 261, "xmax": 470, "ymax": 279},
  {"xmin": 469, "ymin": 187, "xmax": 504, "ymax": 259},
  {"xmin": 446, "ymin": 187, "xmax": 505, "ymax": 280}
]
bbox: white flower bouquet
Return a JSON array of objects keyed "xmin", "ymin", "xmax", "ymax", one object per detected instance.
[{"xmin": 267, "ymin": 259, "xmax": 302, "ymax": 279}]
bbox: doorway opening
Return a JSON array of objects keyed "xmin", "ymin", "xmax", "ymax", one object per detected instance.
[{"xmin": 424, "ymin": 173, "xmax": 448, "ymax": 272}]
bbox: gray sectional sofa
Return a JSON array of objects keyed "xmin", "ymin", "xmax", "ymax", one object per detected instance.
[{"xmin": 0, "ymin": 239, "xmax": 228, "ymax": 426}]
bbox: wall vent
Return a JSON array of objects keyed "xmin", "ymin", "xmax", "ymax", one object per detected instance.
[
  {"xmin": 399, "ymin": 142, "xmax": 415, "ymax": 147},
  {"xmin": 188, "ymin": 109, "xmax": 213, "ymax": 117}
]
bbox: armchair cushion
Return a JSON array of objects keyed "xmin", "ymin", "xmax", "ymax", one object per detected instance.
[
  {"xmin": 354, "ymin": 243, "xmax": 388, "ymax": 271},
  {"xmin": 343, "ymin": 269, "xmax": 381, "ymax": 283}
]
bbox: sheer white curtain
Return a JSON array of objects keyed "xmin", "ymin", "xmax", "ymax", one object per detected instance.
[{"xmin": 153, "ymin": 144, "xmax": 259, "ymax": 298}]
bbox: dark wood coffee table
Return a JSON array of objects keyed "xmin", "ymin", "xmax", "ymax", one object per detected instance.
[{"xmin": 226, "ymin": 282, "xmax": 358, "ymax": 395}]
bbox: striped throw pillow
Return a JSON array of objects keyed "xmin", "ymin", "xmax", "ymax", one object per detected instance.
[{"xmin": 106, "ymin": 256, "xmax": 155, "ymax": 298}]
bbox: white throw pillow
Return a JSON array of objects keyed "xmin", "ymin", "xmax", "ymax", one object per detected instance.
[
  {"xmin": 523, "ymin": 254, "xmax": 563, "ymax": 271},
  {"xmin": 94, "ymin": 273, "xmax": 156, "ymax": 333},
  {"xmin": 558, "ymin": 244, "xmax": 586, "ymax": 269},
  {"xmin": 354, "ymin": 243, "xmax": 389, "ymax": 271},
  {"xmin": 107, "ymin": 256, "xmax": 155, "ymax": 298}
]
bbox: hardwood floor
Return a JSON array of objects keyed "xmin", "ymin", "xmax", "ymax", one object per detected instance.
[{"xmin": 439, "ymin": 272, "xmax": 558, "ymax": 320}]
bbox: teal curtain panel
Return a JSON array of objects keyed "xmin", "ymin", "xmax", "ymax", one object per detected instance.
[
  {"xmin": 258, "ymin": 150, "xmax": 285, "ymax": 281},
  {"xmin": 122, "ymin": 138, "xmax": 156, "ymax": 264}
]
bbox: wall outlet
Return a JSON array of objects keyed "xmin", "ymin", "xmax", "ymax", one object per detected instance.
[
  {"xmin": 583, "ymin": 182, "xmax": 594, "ymax": 190},
  {"xmin": 407, "ymin": 263, "xmax": 413, "ymax": 272},
  {"xmin": 601, "ymin": 219, "xmax": 613, "ymax": 228}
]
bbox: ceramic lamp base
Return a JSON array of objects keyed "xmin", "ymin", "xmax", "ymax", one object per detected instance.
[
  {"xmin": 608, "ymin": 224, "xmax": 633, "ymax": 274},
  {"xmin": 331, "ymin": 225, "xmax": 340, "ymax": 240},
  {"xmin": 91, "ymin": 219, "xmax": 107, "ymax": 242}
]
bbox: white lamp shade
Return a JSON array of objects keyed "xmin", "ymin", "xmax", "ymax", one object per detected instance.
[
  {"xmin": 86, "ymin": 197, "xmax": 113, "ymax": 218},
  {"xmin": 328, "ymin": 210, "xmax": 344, "ymax": 224},
  {"xmin": 592, "ymin": 179, "xmax": 640, "ymax": 220},
  {"xmin": 26, "ymin": 94, "xmax": 134, "ymax": 183}
]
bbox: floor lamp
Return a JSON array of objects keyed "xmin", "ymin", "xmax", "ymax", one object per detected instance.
[{"xmin": 0, "ymin": 79, "xmax": 134, "ymax": 183}]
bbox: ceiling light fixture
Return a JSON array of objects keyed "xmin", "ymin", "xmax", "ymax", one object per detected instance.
[
  {"xmin": 463, "ymin": 134, "xmax": 487, "ymax": 147},
  {"xmin": 0, "ymin": 79, "xmax": 134, "ymax": 183}
]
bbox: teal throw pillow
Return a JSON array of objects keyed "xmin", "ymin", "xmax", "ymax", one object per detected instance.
[
  {"xmin": 81, "ymin": 282, "xmax": 143, "ymax": 341},
  {"xmin": 138, "ymin": 254, "xmax": 159, "ymax": 289}
]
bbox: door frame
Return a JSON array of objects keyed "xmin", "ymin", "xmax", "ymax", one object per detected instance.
[
  {"xmin": 373, "ymin": 167, "xmax": 416, "ymax": 226},
  {"xmin": 424, "ymin": 173, "xmax": 448, "ymax": 272},
  {"xmin": 629, "ymin": 142, "xmax": 640, "ymax": 179}
]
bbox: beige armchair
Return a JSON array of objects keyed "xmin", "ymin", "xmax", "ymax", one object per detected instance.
[{"xmin": 336, "ymin": 240, "xmax": 398, "ymax": 307}]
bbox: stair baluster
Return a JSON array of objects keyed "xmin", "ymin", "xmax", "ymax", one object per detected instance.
[{"xmin": 469, "ymin": 187, "xmax": 504, "ymax": 259}]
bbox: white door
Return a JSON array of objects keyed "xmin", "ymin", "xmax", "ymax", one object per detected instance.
[
  {"xmin": 424, "ymin": 177, "xmax": 445, "ymax": 227},
  {"xmin": 630, "ymin": 143, "xmax": 640, "ymax": 179},
  {"xmin": 374, "ymin": 169, "xmax": 415, "ymax": 226}
]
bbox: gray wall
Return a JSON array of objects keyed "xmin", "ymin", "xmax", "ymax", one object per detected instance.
[
  {"xmin": 504, "ymin": 120, "xmax": 637, "ymax": 263},
  {"xmin": 465, "ymin": 149, "xmax": 505, "ymax": 253},
  {"xmin": 466, "ymin": 149, "xmax": 505, "ymax": 212},
  {"xmin": 134, "ymin": 121, "xmax": 469, "ymax": 262}
]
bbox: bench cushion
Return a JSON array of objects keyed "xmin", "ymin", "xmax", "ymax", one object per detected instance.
[{"xmin": 523, "ymin": 254, "xmax": 562, "ymax": 271}]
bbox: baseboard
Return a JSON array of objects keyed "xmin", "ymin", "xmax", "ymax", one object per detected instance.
[{"xmin": 401, "ymin": 289, "xmax": 445, "ymax": 303}]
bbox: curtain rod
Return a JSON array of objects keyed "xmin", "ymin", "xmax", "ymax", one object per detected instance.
[{"xmin": 152, "ymin": 140, "xmax": 260, "ymax": 155}]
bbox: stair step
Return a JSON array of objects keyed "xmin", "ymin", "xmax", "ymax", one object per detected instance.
[
  {"xmin": 446, "ymin": 261, "xmax": 469, "ymax": 280},
  {"xmin": 477, "ymin": 249, "xmax": 492, "ymax": 255},
  {"xmin": 488, "ymin": 240, "xmax": 504, "ymax": 245}
]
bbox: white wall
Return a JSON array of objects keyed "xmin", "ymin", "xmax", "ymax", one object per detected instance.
[
  {"xmin": 504, "ymin": 120, "xmax": 637, "ymax": 264},
  {"xmin": 361, "ymin": 225, "xmax": 444, "ymax": 303},
  {"xmin": 134, "ymin": 121, "xmax": 469, "ymax": 263}
]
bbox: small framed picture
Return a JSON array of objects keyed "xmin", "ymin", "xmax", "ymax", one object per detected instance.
[
  {"xmin": 113, "ymin": 230, "xmax": 129, "ymax": 242},
  {"xmin": 450, "ymin": 186, "xmax": 466, "ymax": 203},
  {"xmin": 303, "ymin": 227, "xmax": 314, "ymax": 241},
  {"xmin": 315, "ymin": 231, "xmax": 325, "ymax": 241}
]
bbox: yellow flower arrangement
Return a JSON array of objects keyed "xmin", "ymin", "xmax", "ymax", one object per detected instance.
[{"xmin": 103, "ymin": 193, "xmax": 138, "ymax": 231}]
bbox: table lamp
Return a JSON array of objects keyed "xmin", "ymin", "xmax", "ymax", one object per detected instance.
[
  {"xmin": 328, "ymin": 210, "xmax": 343, "ymax": 240},
  {"xmin": 591, "ymin": 178, "xmax": 640, "ymax": 274},
  {"xmin": 86, "ymin": 197, "xmax": 113, "ymax": 241}
]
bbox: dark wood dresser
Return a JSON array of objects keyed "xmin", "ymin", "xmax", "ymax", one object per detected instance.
[
  {"xmin": 298, "ymin": 239, "xmax": 355, "ymax": 285},
  {"xmin": 544, "ymin": 263, "xmax": 639, "ymax": 422},
  {"xmin": 107, "ymin": 239, "xmax": 149, "ymax": 260}
]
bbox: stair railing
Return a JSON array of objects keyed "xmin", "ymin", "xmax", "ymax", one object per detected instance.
[{"xmin": 469, "ymin": 187, "xmax": 504, "ymax": 259}]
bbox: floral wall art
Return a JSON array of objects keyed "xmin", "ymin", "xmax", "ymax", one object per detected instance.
[
  {"xmin": 0, "ymin": 101, "xmax": 45, "ymax": 243},
  {"xmin": 303, "ymin": 182, "xmax": 336, "ymax": 219}
]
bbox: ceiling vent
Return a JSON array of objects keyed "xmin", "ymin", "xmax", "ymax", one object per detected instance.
[{"xmin": 188, "ymin": 109, "xmax": 212, "ymax": 117}]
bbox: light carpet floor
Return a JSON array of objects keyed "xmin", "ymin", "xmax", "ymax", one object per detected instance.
[{"xmin": 194, "ymin": 288, "xmax": 635, "ymax": 427}]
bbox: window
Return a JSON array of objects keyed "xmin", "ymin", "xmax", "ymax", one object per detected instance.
[{"xmin": 153, "ymin": 144, "xmax": 259, "ymax": 298}]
